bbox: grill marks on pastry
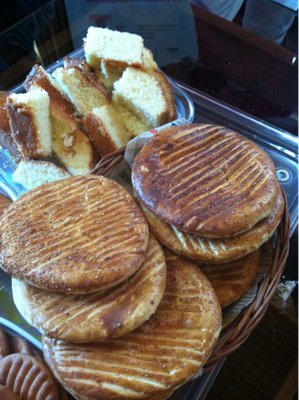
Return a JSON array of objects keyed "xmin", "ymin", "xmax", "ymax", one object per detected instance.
[
  {"xmin": 0, "ymin": 175, "xmax": 149, "ymax": 294},
  {"xmin": 155, "ymin": 127, "xmax": 267, "ymax": 215},
  {"xmin": 142, "ymin": 187, "xmax": 283, "ymax": 264},
  {"xmin": 133, "ymin": 124, "xmax": 278, "ymax": 238},
  {"xmin": 0, "ymin": 354, "xmax": 59, "ymax": 400},
  {"xmin": 12, "ymin": 235, "xmax": 166, "ymax": 343},
  {"xmin": 198, "ymin": 249, "xmax": 261, "ymax": 308},
  {"xmin": 42, "ymin": 252, "xmax": 221, "ymax": 400}
]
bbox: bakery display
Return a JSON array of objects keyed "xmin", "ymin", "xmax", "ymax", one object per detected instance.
[
  {"xmin": 12, "ymin": 234, "xmax": 166, "ymax": 343},
  {"xmin": 140, "ymin": 187, "xmax": 284, "ymax": 264},
  {"xmin": 7, "ymin": 89, "xmax": 52, "ymax": 159},
  {"xmin": 42, "ymin": 251, "xmax": 221, "ymax": 400},
  {"xmin": 132, "ymin": 124, "xmax": 279, "ymax": 238},
  {"xmin": 0, "ymin": 27, "xmax": 177, "ymax": 179},
  {"xmin": 12, "ymin": 159, "xmax": 71, "ymax": 190},
  {"xmin": 0, "ymin": 175, "xmax": 149, "ymax": 294},
  {"xmin": 0, "ymin": 26, "xmax": 286, "ymax": 400}
]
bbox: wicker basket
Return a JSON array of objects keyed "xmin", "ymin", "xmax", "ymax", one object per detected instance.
[{"xmin": 89, "ymin": 147, "xmax": 291, "ymax": 373}]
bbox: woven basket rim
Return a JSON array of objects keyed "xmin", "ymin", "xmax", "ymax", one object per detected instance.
[{"xmin": 89, "ymin": 146, "xmax": 291, "ymax": 373}]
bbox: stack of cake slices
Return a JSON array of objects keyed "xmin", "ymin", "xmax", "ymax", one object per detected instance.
[
  {"xmin": 132, "ymin": 123, "xmax": 284, "ymax": 308},
  {"xmin": 0, "ymin": 175, "xmax": 222, "ymax": 400}
]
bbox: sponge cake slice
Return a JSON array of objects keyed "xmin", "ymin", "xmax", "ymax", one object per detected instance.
[
  {"xmin": 7, "ymin": 89, "xmax": 52, "ymax": 159},
  {"xmin": 24, "ymin": 65, "xmax": 100, "ymax": 175}
]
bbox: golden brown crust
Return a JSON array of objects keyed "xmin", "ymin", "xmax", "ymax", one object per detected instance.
[
  {"xmin": 9, "ymin": 338, "xmax": 32, "ymax": 356},
  {"xmin": 24, "ymin": 65, "xmax": 78, "ymax": 128},
  {"xmin": 24, "ymin": 65, "xmax": 100, "ymax": 174},
  {"xmin": 199, "ymin": 249, "xmax": 261, "ymax": 308},
  {"xmin": 1, "ymin": 175, "xmax": 149, "ymax": 294},
  {"xmin": 0, "ymin": 385, "xmax": 20, "ymax": 400},
  {"xmin": 13, "ymin": 234, "xmax": 166, "ymax": 343},
  {"xmin": 0, "ymin": 92, "xmax": 21, "ymax": 162},
  {"xmin": 0, "ymin": 329, "xmax": 9, "ymax": 360},
  {"xmin": 149, "ymin": 71, "xmax": 177, "ymax": 123},
  {"xmin": 6, "ymin": 97, "xmax": 44, "ymax": 159},
  {"xmin": 0, "ymin": 354, "xmax": 59, "ymax": 400},
  {"xmin": 142, "ymin": 187, "xmax": 284, "ymax": 264},
  {"xmin": 42, "ymin": 251, "xmax": 221, "ymax": 400},
  {"xmin": 133, "ymin": 124, "xmax": 279, "ymax": 238},
  {"xmin": 83, "ymin": 112, "xmax": 118, "ymax": 156}
]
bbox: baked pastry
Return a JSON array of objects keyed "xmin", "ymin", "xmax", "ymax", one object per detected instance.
[
  {"xmin": 141, "ymin": 187, "xmax": 284, "ymax": 263},
  {"xmin": 0, "ymin": 92, "xmax": 21, "ymax": 162},
  {"xmin": 199, "ymin": 249, "xmax": 261, "ymax": 308},
  {"xmin": 9, "ymin": 338, "xmax": 32, "ymax": 355},
  {"xmin": 0, "ymin": 194, "xmax": 12, "ymax": 216},
  {"xmin": 52, "ymin": 66, "xmax": 111, "ymax": 116},
  {"xmin": 133, "ymin": 124, "xmax": 279, "ymax": 238},
  {"xmin": 0, "ymin": 385, "xmax": 20, "ymax": 400},
  {"xmin": 84, "ymin": 27, "xmax": 144, "ymax": 75},
  {"xmin": 24, "ymin": 65, "xmax": 100, "ymax": 176},
  {"xmin": 0, "ymin": 329, "xmax": 9, "ymax": 360},
  {"xmin": 13, "ymin": 234, "xmax": 166, "ymax": 343},
  {"xmin": 12, "ymin": 159, "xmax": 71, "ymax": 190},
  {"xmin": 0, "ymin": 175, "xmax": 149, "ymax": 294},
  {"xmin": 113, "ymin": 67, "xmax": 169, "ymax": 127},
  {"xmin": 83, "ymin": 105, "xmax": 132, "ymax": 156},
  {"xmin": 0, "ymin": 354, "xmax": 59, "ymax": 400},
  {"xmin": 42, "ymin": 250, "xmax": 221, "ymax": 400},
  {"xmin": 7, "ymin": 89, "xmax": 52, "ymax": 159}
]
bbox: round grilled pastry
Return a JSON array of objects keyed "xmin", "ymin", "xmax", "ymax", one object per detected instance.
[
  {"xmin": 0, "ymin": 353, "xmax": 59, "ymax": 400},
  {"xmin": 0, "ymin": 175, "xmax": 149, "ymax": 294},
  {"xmin": 12, "ymin": 234, "xmax": 166, "ymax": 343},
  {"xmin": 141, "ymin": 187, "xmax": 284, "ymax": 264},
  {"xmin": 198, "ymin": 248, "xmax": 261, "ymax": 308},
  {"xmin": 42, "ymin": 250, "xmax": 221, "ymax": 400},
  {"xmin": 132, "ymin": 124, "xmax": 279, "ymax": 238}
]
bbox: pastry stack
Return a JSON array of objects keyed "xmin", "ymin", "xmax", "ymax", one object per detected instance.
[
  {"xmin": 132, "ymin": 123, "xmax": 284, "ymax": 308},
  {"xmin": 0, "ymin": 175, "xmax": 222, "ymax": 400}
]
